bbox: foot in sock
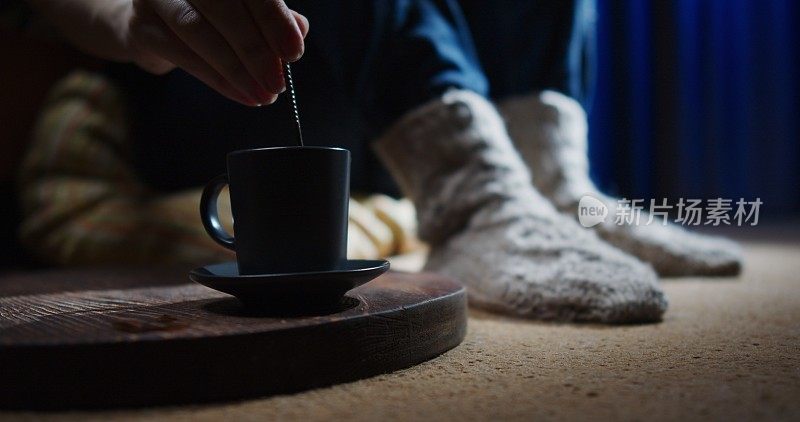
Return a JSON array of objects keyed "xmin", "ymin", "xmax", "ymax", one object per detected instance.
[
  {"xmin": 374, "ymin": 90, "xmax": 667, "ymax": 323},
  {"xmin": 500, "ymin": 91, "xmax": 742, "ymax": 277}
]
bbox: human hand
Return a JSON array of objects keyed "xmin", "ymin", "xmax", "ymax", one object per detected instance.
[{"xmin": 124, "ymin": 0, "xmax": 308, "ymax": 106}]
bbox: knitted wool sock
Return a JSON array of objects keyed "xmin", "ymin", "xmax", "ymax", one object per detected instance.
[
  {"xmin": 500, "ymin": 91, "xmax": 742, "ymax": 277},
  {"xmin": 374, "ymin": 90, "xmax": 666, "ymax": 323}
]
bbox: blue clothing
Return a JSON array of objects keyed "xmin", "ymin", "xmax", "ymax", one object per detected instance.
[
  {"xmin": 108, "ymin": 0, "xmax": 594, "ymax": 195},
  {"xmin": 461, "ymin": 0, "xmax": 596, "ymax": 106}
]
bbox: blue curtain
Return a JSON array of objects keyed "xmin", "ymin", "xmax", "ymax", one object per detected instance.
[{"xmin": 589, "ymin": 0, "xmax": 800, "ymax": 216}]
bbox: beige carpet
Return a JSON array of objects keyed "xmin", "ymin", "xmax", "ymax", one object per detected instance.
[{"xmin": 4, "ymin": 225, "xmax": 800, "ymax": 421}]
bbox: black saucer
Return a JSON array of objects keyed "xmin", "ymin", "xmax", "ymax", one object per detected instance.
[{"xmin": 189, "ymin": 259, "xmax": 390, "ymax": 311}]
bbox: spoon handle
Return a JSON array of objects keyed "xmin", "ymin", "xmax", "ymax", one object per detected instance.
[{"xmin": 283, "ymin": 62, "xmax": 304, "ymax": 147}]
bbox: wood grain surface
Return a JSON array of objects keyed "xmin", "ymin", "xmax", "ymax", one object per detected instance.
[{"xmin": 0, "ymin": 268, "xmax": 466, "ymax": 409}]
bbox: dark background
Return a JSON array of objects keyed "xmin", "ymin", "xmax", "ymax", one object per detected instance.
[{"xmin": 590, "ymin": 0, "xmax": 799, "ymax": 216}]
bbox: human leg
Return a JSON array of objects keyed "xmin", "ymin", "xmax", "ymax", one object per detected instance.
[
  {"xmin": 374, "ymin": 90, "xmax": 666, "ymax": 322},
  {"xmin": 501, "ymin": 91, "xmax": 742, "ymax": 276},
  {"xmin": 460, "ymin": 0, "xmax": 741, "ymax": 276}
]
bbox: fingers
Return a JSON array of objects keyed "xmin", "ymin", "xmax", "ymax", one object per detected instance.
[
  {"xmin": 244, "ymin": 0, "xmax": 305, "ymax": 62},
  {"xmin": 128, "ymin": 5, "xmax": 265, "ymax": 106},
  {"xmin": 145, "ymin": 0, "xmax": 276, "ymax": 105},
  {"xmin": 128, "ymin": 0, "xmax": 306, "ymax": 106},
  {"xmin": 189, "ymin": 0, "xmax": 285, "ymax": 94},
  {"xmin": 292, "ymin": 10, "xmax": 309, "ymax": 38},
  {"xmin": 131, "ymin": 47, "xmax": 175, "ymax": 75}
]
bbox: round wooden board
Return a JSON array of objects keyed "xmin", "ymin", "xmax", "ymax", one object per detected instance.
[{"xmin": 0, "ymin": 268, "xmax": 466, "ymax": 409}]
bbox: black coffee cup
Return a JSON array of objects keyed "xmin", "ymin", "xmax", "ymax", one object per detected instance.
[{"xmin": 200, "ymin": 146, "xmax": 350, "ymax": 275}]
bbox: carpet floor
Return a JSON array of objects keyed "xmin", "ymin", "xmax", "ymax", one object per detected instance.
[{"xmin": 4, "ymin": 225, "xmax": 799, "ymax": 421}]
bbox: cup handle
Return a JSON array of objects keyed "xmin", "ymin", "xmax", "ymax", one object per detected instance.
[{"xmin": 200, "ymin": 173, "xmax": 235, "ymax": 250}]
